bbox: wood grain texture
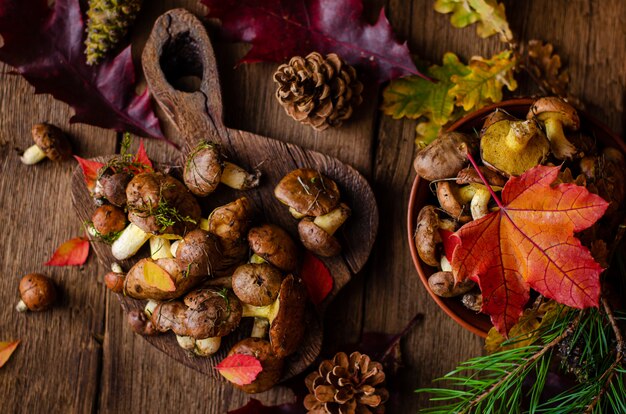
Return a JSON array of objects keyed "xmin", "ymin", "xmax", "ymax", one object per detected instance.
[{"xmin": 0, "ymin": 0, "xmax": 624, "ymax": 413}]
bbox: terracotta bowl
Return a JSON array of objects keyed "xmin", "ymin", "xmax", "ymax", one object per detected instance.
[{"xmin": 407, "ymin": 98, "xmax": 626, "ymax": 337}]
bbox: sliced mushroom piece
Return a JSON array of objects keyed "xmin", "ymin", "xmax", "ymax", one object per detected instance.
[
  {"xmin": 183, "ymin": 141, "xmax": 260, "ymax": 196},
  {"xmin": 241, "ymin": 275, "xmax": 307, "ymax": 358},
  {"xmin": 274, "ymin": 168, "xmax": 340, "ymax": 218},
  {"xmin": 21, "ymin": 123, "xmax": 71, "ymax": 165},
  {"xmin": 480, "ymin": 118, "xmax": 550, "ymax": 177},
  {"xmin": 414, "ymin": 205, "xmax": 456, "ymax": 267},
  {"xmin": 298, "ymin": 203, "xmax": 351, "ymax": 257},
  {"xmin": 126, "ymin": 172, "xmax": 201, "ymax": 236},
  {"xmin": 248, "ymin": 224, "xmax": 300, "ymax": 273},
  {"xmin": 527, "ymin": 97, "xmax": 580, "ymax": 160},
  {"xmin": 413, "ymin": 132, "xmax": 478, "ymax": 181},
  {"xmin": 226, "ymin": 338, "xmax": 284, "ymax": 393}
]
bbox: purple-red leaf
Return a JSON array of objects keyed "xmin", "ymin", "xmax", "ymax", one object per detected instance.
[
  {"xmin": 300, "ymin": 252, "xmax": 333, "ymax": 305},
  {"xmin": 45, "ymin": 237, "xmax": 90, "ymax": 266},
  {"xmin": 0, "ymin": 0, "xmax": 165, "ymax": 139},
  {"xmin": 202, "ymin": 0, "xmax": 425, "ymax": 83}
]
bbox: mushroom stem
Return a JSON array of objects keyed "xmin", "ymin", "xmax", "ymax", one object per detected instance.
[
  {"xmin": 15, "ymin": 299, "xmax": 28, "ymax": 313},
  {"xmin": 251, "ymin": 318, "xmax": 270, "ymax": 338},
  {"xmin": 313, "ymin": 204, "xmax": 351, "ymax": 236},
  {"xmin": 198, "ymin": 218, "xmax": 210, "ymax": 231},
  {"xmin": 470, "ymin": 186, "xmax": 492, "ymax": 220},
  {"xmin": 111, "ymin": 223, "xmax": 151, "ymax": 261},
  {"xmin": 194, "ymin": 337, "xmax": 222, "ymax": 356},
  {"xmin": 440, "ymin": 256, "xmax": 452, "ymax": 272},
  {"xmin": 176, "ymin": 335, "xmax": 195, "ymax": 350},
  {"xmin": 289, "ymin": 207, "xmax": 307, "ymax": 219},
  {"xmin": 242, "ymin": 300, "xmax": 280, "ymax": 324},
  {"xmin": 457, "ymin": 185, "xmax": 477, "ymax": 204},
  {"xmin": 220, "ymin": 162, "xmax": 260, "ymax": 190},
  {"xmin": 505, "ymin": 120, "xmax": 538, "ymax": 151},
  {"xmin": 20, "ymin": 144, "xmax": 46, "ymax": 165},
  {"xmin": 170, "ymin": 240, "xmax": 181, "ymax": 257},
  {"xmin": 249, "ymin": 254, "xmax": 267, "ymax": 264},
  {"xmin": 149, "ymin": 237, "xmax": 172, "ymax": 260},
  {"xmin": 144, "ymin": 300, "xmax": 158, "ymax": 317},
  {"xmin": 544, "ymin": 117, "xmax": 577, "ymax": 159}
]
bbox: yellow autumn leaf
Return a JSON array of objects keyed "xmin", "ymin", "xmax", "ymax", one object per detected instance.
[
  {"xmin": 143, "ymin": 260, "xmax": 176, "ymax": 292},
  {"xmin": 449, "ymin": 49, "xmax": 517, "ymax": 112},
  {"xmin": 0, "ymin": 340, "xmax": 20, "ymax": 368},
  {"xmin": 434, "ymin": 0, "xmax": 513, "ymax": 42}
]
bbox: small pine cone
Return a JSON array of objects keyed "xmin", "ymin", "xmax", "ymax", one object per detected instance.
[
  {"xmin": 304, "ymin": 352, "xmax": 388, "ymax": 414},
  {"xmin": 84, "ymin": 0, "xmax": 143, "ymax": 65},
  {"xmin": 273, "ymin": 52, "xmax": 363, "ymax": 131}
]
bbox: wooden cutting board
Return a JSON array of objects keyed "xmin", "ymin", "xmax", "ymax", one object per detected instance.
[{"xmin": 71, "ymin": 8, "xmax": 378, "ymax": 381}]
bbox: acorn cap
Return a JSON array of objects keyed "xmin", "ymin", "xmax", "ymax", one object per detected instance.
[
  {"xmin": 31, "ymin": 123, "xmax": 71, "ymax": 161},
  {"xmin": 298, "ymin": 218, "xmax": 341, "ymax": 257},
  {"xmin": 248, "ymin": 224, "xmax": 299, "ymax": 273},
  {"xmin": 274, "ymin": 168, "xmax": 340, "ymax": 217}
]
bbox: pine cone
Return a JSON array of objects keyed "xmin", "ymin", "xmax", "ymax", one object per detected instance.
[
  {"xmin": 84, "ymin": 0, "xmax": 143, "ymax": 65},
  {"xmin": 273, "ymin": 52, "xmax": 363, "ymax": 131},
  {"xmin": 304, "ymin": 352, "xmax": 388, "ymax": 414}
]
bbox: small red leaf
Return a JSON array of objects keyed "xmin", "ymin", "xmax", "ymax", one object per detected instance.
[
  {"xmin": 439, "ymin": 229, "xmax": 460, "ymax": 261},
  {"xmin": 0, "ymin": 340, "xmax": 20, "ymax": 368},
  {"xmin": 45, "ymin": 237, "xmax": 90, "ymax": 266},
  {"xmin": 74, "ymin": 156, "xmax": 104, "ymax": 191},
  {"xmin": 216, "ymin": 354, "xmax": 263, "ymax": 386},
  {"xmin": 300, "ymin": 252, "xmax": 334, "ymax": 305},
  {"xmin": 133, "ymin": 140, "xmax": 153, "ymax": 170}
]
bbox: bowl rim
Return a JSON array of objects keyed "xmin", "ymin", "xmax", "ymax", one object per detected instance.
[{"xmin": 407, "ymin": 98, "xmax": 626, "ymax": 338}]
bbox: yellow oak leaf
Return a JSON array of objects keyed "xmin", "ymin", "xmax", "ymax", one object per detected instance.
[
  {"xmin": 434, "ymin": 0, "xmax": 513, "ymax": 42},
  {"xmin": 143, "ymin": 260, "xmax": 176, "ymax": 292}
]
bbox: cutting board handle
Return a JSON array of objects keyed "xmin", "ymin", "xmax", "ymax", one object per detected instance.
[{"xmin": 142, "ymin": 9, "xmax": 226, "ymax": 148}]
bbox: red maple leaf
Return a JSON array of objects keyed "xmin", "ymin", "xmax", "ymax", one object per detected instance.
[
  {"xmin": 300, "ymin": 252, "xmax": 334, "ymax": 305},
  {"xmin": 451, "ymin": 165, "xmax": 608, "ymax": 335},
  {"xmin": 201, "ymin": 0, "xmax": 426, "ymax": 83},
  {"xmin": 0, "ymin": 0, "xmax": 164, "ymax": 139},
  {"xmin": 74, "ymin": 156, "xmax": 105, "ymax": 191},
  {"xmin": 45, "ymin": 237, "xmax": 90, "ymax": 266},
  {"xmin": 133, "ymin": 140, "xmax": 153, "ymax": 170}
]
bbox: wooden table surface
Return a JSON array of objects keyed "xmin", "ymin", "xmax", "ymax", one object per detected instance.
[{"xmin": 1, "ymin": 0, "xmax": 624, "ymax": 412}]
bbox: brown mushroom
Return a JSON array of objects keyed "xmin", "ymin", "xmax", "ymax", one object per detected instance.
[
  {"xmin": 124, "ymin": 257, "xmax": 197, "ymax": 300},
  {"xmin": 435, "ymin": 182, "xmax": 472, "ymax": 222},
  {"xmin": 175, "ymin": 229, "xmax": 223, "ymax": 278},
  {"xmin": 413, "ymin": 132, "xmax": 478, "ymax": 181},
  {"xmin": 248, "ymin": 224, "xmax": 299, "ymax": 273},
  {"xmin": 104, "ymin": 271, "xmax": 125, "ymax": 293},
  {"xmin": 527, "ymin": 97, "xmax": 580, "ymax": 160},
  {"xmin": 127, "ymin": 309, "xmax": 158, "ymax": 336},
  {"xmin": 461, "ymin": 290, "xmax": 483, "ymax": 312},
  {"xmin": 241, "ymin": 275, "xmax": 307, "ymax": 358},
  {"xmin": 455, "ymin": 166, "xmax": 507, "ymax": 220},
  {"xmin": 16, "ymin": 273, "xmax": 57, "ymax": 312},
  {"xmin": 226, "ymin": 338, "xmax": 284, "ymax": 393},
  {"xmin": 274, "ymin": 168, "xmax": 340, "ymax": 218},
  {"xmin": 126, "ymin": 172, "xmax": 201, "ymax": 236},
  {"xmin": 428, "ymin": 271, "xmax": 475, "ymax": 298},
  {"xmin": 150, "ymin": 288, "xmax": 243, "ymax": 356},
  {"xmin": 90, "ymin": 204, "xmax": 127, "ymax": 240},
  {"xmin": 298, "ymin": 203, "xmax": 351, "ymax": 257},
  {"xmin": 414, "ymin": 205, "xmax": 456, "ymax": 267},
  {"xmin": 232, "ymin": 263, "xmax": 283, "ymax": 307},
  {"xmin": 183, "ymin": 141, "xmax": 260, "ymax": 196},
  {"xmin": 20, "ymin": 123, "xmax": 71, "ymax": 165},
  {"xmin": 98, "ymin": 172, "xmax": 132, "ymax": 207},
  {"xmin": 480, "ymin": 117, "xmax": 550, "ymax": 176}
]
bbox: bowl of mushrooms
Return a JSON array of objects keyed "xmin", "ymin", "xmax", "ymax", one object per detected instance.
[{"xmin": 407, "ymin": 98, "xmax": 626, "ymax": 337}]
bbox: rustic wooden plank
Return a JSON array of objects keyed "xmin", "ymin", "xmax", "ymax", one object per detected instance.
[{"xmin": 0, "ymin": 62, "xmax": 114, "ymax": 413}]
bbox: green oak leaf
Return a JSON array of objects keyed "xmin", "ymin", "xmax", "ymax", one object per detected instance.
[{"xmin": 434, "ymin": 0, "xmax": 513, "ymax": 42}]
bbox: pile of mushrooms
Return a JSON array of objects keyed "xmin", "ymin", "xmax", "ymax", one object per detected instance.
[
  {"xmin": 413, "ymin": 97, "xmax": 625, "ymax": 312},
  {"xmin": 87, "ymin": 140, "xmax": 324, "ymax": 393},
  {"xmin": 275, "ymin": 168, "xmax": 351, "ymax": 257}
]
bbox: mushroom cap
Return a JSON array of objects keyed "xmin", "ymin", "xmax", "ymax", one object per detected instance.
[
  {"xmin": 274, "ymin": 168, "xmax": 340, "ymax": 217},
  {"xmin": 100, "ymin": 172, "xmax": 132, "ymax": 207},
  {"xmin": 436, "ymin": 182, "xmax": 471, "ymax": 222},
  {"xmin": 414, "ymin": 205, "xmax": 443, "ymax": 267},
  {"xmin": 126, "ymin": 172, "xmax": 201, "ymax": 235},
  {"xmin": 227, "ymin": 337, "xmax": 284, "ymax": 393},
  {"xmin": 297, "ymin": 218, "xmax": 341, "ymax": 257},
  {"xmin": 150, "ymin": 300, "xmax": 187, "ymax": 334},
  {"xmin": 104, "ymin": 272, "xmax": 125, "ymax": 293},
  {"xmin": 481, "ymin": 109, "xmax": 515, "ymax": 134},
  {"xmin": 232, "ymin": 263, "xmax": 283, "ymax": 307},
  {"xmin": 175, "ymin": 229, "xmax": 223, "ymax": 278},
  {"xmin": 480, "ymin": 119, "xmax": 550, "ymax": 177},
  {"xmin": 528, "ymin": 97, "xmax": 580, "ymax": 130},
  {"xmin": 31, "ymin": 123, "xmax": 71, "ymax": 161},
  {"xmin": 413, "ymin": 132, "xmax": 478, "ymax": 181},
  {"xmin": 183, "ymin": 288, "xmax": 243, "ymax": 338},
  {"xmin": 92, "ymin": 204, "xmax": 127, "ymax": 236},
  {"xmin": 208, "ymin": 197, "xmax": 253, "ymax": 242},
  {"xmin": 248, "ymin": 224, "xmax": 299, "ymax": 273},
  {"xmin": 456, "ymin": 166, "xmax": 507, "ymax": 187},
  {"xmin": 18, "ymin": 273, "xmax": 57, "ymax": 311},
  {"xmin": 183, "ymin": 141, "xmax": 223, "ymax": 197},
  {"xmin": 269, "ymin": 275, "xmax": 307, "ymax": 358}
]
